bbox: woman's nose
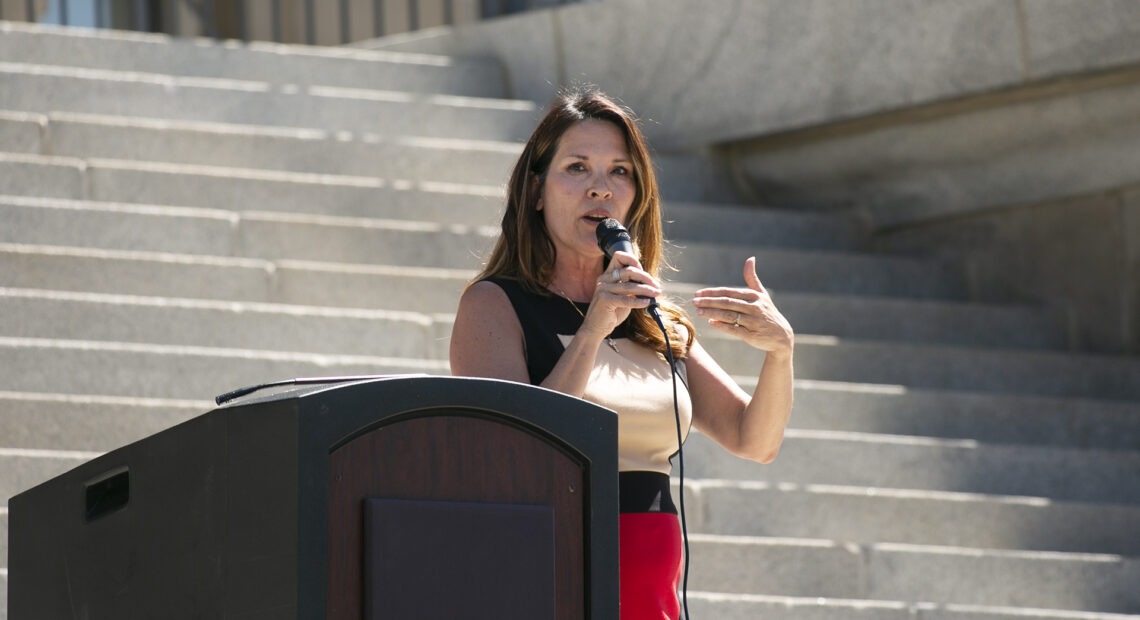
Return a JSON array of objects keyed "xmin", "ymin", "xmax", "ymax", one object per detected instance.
[{"xmin": 588, "ymin": 176, "xmax": 613, "ymax": 200}]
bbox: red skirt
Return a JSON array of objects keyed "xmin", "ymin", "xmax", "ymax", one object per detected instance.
[{"xmin": 619, "ymin": 512, "xmax": 682, "ymax": 620}]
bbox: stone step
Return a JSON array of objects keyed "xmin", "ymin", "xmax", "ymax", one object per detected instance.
[
  {"xmin": 9, "ymin": 110, "xmax": 522, "ymax": 187},
  {"xmin": 0, "ymin": 152, "xmax": 506, "ymax": 227},
  {"xmin": 682, "ymin": 431, "xmax": 1140, "ymax": 506},
  {"xmin": 688, "ymin": 534, "xmax": 1140, "ymax": 614},
  {"xmin": 0, "ymin": 243, "xmax": 279, "ymax": 302},
  {"xmin": 670, "ymin": 285, "xmax": 1065, "ymax": 351},
  {"xmin": 689, "ymin": 592, "xmax": 913, "ymax": 620},
  {"xmin": 193, "ymin": 211, "xmax": 498, "ymax": 270},
  {"xmin": 710, "ymin": 334, "xmax": 1140, "ymax": 400},
  {"xmin": 0, "ymin": 288, "xmax": 450, "ymax": 360},
  {"xmin": 0, "ymin": 153, "xmax": 83, "ymax": 199},
  {"xmin": 0, "ymin": 187, "xmax": 501, "ymax": 263},
  {"xmin": 0, "ymin": 111, "xmax": 40, "ymax": 154},
  {"xmin": 686, "ymin": 479, "xmax": 1140, "ymax": 555},
  {"xmin": 0, "ymin": 447, "xmax": 101, "ymax": 511},
  {"xmin": 0, "ymin": 391, "xmax": 207, "ymax": 452},
  {"xmin": 0, "ymin": 336, "xmax": 447, "ymax": 401},
  {"xmin": 0, "ymin": 242, "xmax": 474, "ymax": 310},
  {"xmin": 0, "ymin": 61, "xmax": 539, "ymax": 141},
  {"xmin": 687, "ymin": 592, "xmax": 1140, "ymax": 620},
  {"xmin": 669, "ymin": 242, "xmax": 968, "ymax": 299},
  {"xmin": 788, "ymin": 381, "xmax": 1140, "ymax": 451},
  {"xmin": 0, "ymin": 195, "xmax": 240, "ymax": 255},
  {"xmin": 0, "ymin": 21, "xmax": 508, "ymax": 98},
  {"xmin": 663, "ymin": 200, "xmax": 866, "ymax": 251}
]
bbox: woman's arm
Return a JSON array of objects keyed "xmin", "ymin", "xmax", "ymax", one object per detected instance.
[
  {"xmin": 685, "ymin": 341, "xmax": 793, "ymax": 463},
  {"xmin": 449, "ymin": 281, "xmax": 532, "ymax": 384},
  {"xmin": 687, "ymin": 257, "xmax": 795, "ymax": 463}
]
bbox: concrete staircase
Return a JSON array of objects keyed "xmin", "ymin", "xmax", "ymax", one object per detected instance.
[{"xmin": 2, "ymin": 20, "xmax": 1139, "ymax": 619}]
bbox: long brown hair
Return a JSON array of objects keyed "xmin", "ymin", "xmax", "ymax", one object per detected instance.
[{"xmin": 475, "ymin": 87, "xmax": 694, "ymax": 359}]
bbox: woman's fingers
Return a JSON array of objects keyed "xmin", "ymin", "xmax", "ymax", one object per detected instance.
[
  {"xmin": 691, "ymin": 256, "xmax": 794, "ymax": 350},
  {"xmin": 694, "ymin": 257, "xmax": 766, "ymax": 300},
  {"xmin": 602, "ymin": 251, "xmax": 660, "ymax": 299},
  {"xmin": 692, "ymin": 284, "xmax": 738, "ymax": 320},
  {"xmin": 744, "ymin": 256, "xmax": 766, "ymax": 294}
]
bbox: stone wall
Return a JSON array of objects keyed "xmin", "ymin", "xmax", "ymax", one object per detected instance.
[
  {"xmin": 725, "ymin": 65, "xmax": 1140, "ymax": 355},
  {"xmin": 366, "ymin": 0, "xmax": 1140, "ymax": 148},
  {"xmin": 873, "ymin": 185, "xmax": 1140, "ymax": 354}
]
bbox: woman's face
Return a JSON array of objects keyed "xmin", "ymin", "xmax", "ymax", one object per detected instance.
[{"xmin": 538, "ymin": 119, "xmax": 636, "ymax": 266}]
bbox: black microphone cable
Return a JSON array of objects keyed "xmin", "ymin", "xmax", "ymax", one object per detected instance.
[
  {"xmin": 598, "ymin": 218, "xmax": 692, "ymax": 618},
  {"xmin": 646, "ymin": 304, "xmax": 691, "ymax": 620}
]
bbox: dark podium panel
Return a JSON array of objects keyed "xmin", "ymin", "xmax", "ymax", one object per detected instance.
[
  {"xmin": 363, "ymin": 499, "xmax": 554, "ymax": 618},
  {"xmin": 9, "ymin": 376, "xmax": 619, "ymax": 619}
]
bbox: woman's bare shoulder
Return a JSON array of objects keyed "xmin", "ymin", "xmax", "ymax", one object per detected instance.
[
  {"xmin": 450, "ymin": 279, "xmax": 528, "ymax": 381},
  {"xmin": 461, "ymin": 279, "xmax": 508, "ymax": 302}
]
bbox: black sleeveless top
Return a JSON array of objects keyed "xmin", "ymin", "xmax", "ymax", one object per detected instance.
[
  {"xmin": 488, "ymin": 277, "xmax": 631, "ymax": 383},
  {"xmin": 486, "ymin": 277, "xmax": 692, "ymax": 514}
]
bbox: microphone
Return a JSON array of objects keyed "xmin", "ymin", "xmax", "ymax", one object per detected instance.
[
  {"xmin": 595, "ymin": 218, "xmax": 660, "ymax": 317},
  {"xmin": 595, "ymin": 217, "xmax": 633, "ymax": 262}
]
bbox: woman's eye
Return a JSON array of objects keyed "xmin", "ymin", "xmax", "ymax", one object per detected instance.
[
  {"xmin": 612, "ymin": 166, "xmax": 630, "ymax": 176},
  {"xmin": 568, "ymin": 162, "xmax": 587, "ymax": 172}
]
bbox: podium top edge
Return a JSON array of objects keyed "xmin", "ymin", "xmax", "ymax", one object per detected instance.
[{"xmin": 215, "ymin": 374, "xmax": 617, "ymax": 419}]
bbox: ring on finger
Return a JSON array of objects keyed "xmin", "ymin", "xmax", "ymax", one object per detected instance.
[
  {"xmin": 732, "ymin": 312, "xmax": 741, "ymax": 327},
  {"xmin": 612, "ymin": 268, "xmax": 622, "ymax": 283}
]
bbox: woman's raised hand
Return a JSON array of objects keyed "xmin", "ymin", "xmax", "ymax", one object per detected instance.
[{"xmin": 692, "ymin": 256, "xmax": 794, "ymax": 354}]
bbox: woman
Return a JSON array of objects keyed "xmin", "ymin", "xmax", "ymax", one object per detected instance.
[{"xmin": 449, "ymin": 88, "xmax": 794, "ymax": 619}]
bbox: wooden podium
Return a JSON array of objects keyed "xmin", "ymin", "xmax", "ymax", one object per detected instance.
[{"xmin": 8, "ymin": 376, "xmax": 619, "ymax": 619}]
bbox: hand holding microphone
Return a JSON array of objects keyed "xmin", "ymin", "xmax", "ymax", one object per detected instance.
[{"xmin": 595, "ymin": 218, "xmax": 663, "ymax": 322}]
